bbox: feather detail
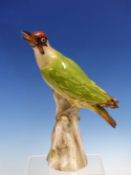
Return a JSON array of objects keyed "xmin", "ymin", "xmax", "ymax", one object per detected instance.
[{"xmin": 88, "ymin": 105, "xmax": 117, "ymax": 128}]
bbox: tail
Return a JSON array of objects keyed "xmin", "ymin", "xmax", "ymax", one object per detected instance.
[
  {"xmin": 88, "ymin": 105, "xmax": 117, "ymax": 128},
  {"xmin": 101, "ymin": 98, "xmax": 119, "ymax": 109}
]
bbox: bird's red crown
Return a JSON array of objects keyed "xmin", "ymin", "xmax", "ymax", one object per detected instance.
[{"xmin": 32, "ymin": 31, "xmax": 48, "ymax": 39}]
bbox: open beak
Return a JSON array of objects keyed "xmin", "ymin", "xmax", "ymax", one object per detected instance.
[
  {"xmin": 22, "ymin": 30, "xmax": 37, "ymax": 46},
  {"xmin": 22, "ymin": 30, "xmax": 44, "ymax": 54}
]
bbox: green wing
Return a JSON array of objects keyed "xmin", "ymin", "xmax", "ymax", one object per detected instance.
[{"xmin": 41, "ymin": 51, "xmax": 111, "ymax": 104}]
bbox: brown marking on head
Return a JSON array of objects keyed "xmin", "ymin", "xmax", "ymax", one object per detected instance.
[{"xmin": 22, "ymin": 30, "xmax": 48, "ymax": 54}]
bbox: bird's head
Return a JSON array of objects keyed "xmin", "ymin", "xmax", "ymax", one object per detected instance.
[{"xmin": 22, "ymin": 30, "xmax": 48, "ymax": 54}]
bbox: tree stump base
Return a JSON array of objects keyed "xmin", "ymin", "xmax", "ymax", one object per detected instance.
[{"xmin": 47, "ymin": 91, "xmax": 87, "ymax": 171}]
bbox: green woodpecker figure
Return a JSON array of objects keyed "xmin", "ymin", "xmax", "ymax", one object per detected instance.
[{"xmin": 23, "ymin": 30, "xmax": 119, "ymax": 171}]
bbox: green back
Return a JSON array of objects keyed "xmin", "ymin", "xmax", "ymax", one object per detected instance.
[{"xmin": 41, "ymin": 49, "xmax": 111, "ymax": 104}]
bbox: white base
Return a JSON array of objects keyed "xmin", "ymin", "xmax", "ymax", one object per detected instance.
[{"xmin": 27, "ymin": 155, "xmax": 105, "ymax": 175}]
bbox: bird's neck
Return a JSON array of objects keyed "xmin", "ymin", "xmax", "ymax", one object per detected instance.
[{"xmin": 33, "ymin": 41, "xmax": 57, "ymax": 70}]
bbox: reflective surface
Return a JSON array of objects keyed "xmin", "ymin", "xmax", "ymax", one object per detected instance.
[{"xmin": 27, "ymin": 155, "xmax": 105, "ymax": 175}]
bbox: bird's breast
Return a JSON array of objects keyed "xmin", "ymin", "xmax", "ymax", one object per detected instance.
[{"xmin": 34, "ymin": 46, "xmax": 58, "ymax": 70}]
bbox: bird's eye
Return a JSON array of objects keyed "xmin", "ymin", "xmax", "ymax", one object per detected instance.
[{"xmin": 41, "ymin": 37, "xmax": 46, "ymax": 43}]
